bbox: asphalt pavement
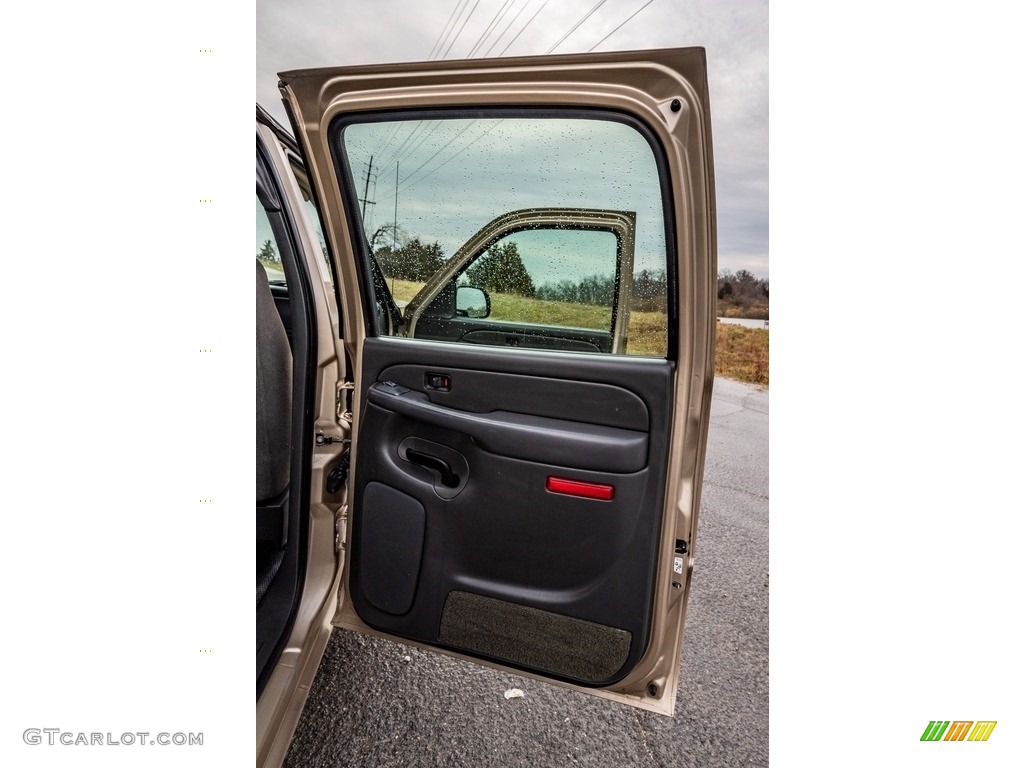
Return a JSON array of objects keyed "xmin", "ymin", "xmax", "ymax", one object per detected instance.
[{"xmin": 284, "ymin": 377, "xmax": 768, "ymax": 768}]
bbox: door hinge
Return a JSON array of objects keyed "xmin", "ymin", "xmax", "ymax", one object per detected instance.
[{"xmin": 336, "ymin": 380, "xmax": 355, "ymax": 426}]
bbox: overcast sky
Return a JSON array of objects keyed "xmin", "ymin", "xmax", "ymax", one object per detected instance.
[{"xmin": 257, "ymin": 0, "xmax": 768, "ymax": 278}]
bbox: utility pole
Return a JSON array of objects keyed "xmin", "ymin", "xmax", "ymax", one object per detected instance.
[
  {"xmin": 391, "ymin": 161, "xmax": 399, "ymax": 296},
  {"xmin": 392, "ymin": 161, "xmax": 399, "ymax": 253},
  {"xmin": 359, "ymin": 155, "xmax": 376, "ymax": 221}
]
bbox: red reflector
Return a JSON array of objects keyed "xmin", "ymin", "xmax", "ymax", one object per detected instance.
[{"xmin": 546, "ymin": 477, "xmax": 615, "ymax": 501}]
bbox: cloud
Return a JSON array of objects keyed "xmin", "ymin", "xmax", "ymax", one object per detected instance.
[
  {"xmin": 343, "ymin": 115, "xmax": 667, "ymax": 272},
  {"xmin": 257, "ymin": 0, "xmax": 768, "ymax": 277}
]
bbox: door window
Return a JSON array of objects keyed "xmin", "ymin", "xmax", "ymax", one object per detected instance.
[
  {"xmin": 256, "ymin": 197, "xmax": 286, "ymax": 286},
  {"xmin": 459, "ymin": 227, "xmax": 618, "ymax": 330},
  {"xmin": 336, "ymin": 113, "xmax": 671, "ymax": 356}
]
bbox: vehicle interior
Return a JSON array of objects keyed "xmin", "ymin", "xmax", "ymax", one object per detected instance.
[{"xmin": 256, "ymin": 111, "xmax": 319, "ymax": 694}]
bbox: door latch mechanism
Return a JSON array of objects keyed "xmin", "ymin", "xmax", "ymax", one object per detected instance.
[
  {"xmin": 335, "ymin": 505, "xmax": 348, "ymax": 552},
  {"xmin": 336, "ymin": 380, "xmax": 355, "ymax": 425}
]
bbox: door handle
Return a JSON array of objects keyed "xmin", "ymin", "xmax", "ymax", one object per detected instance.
[{"xmin": 405, "ymin": 449, "xmax": 461, "ymax": 488}]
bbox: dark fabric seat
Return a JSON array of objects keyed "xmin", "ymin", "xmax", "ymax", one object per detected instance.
[
  {"xmin": 257, "ymin": 260, "xmax": 292, "ymax": 605},
  {"xmin": 256, "ymin": 260, "xmax": 292, "ymax": 501}
]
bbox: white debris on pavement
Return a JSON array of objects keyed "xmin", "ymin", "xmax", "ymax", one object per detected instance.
[{"xmin": 503, "ymin": 688, "xmax": 525, "ymax": 700}]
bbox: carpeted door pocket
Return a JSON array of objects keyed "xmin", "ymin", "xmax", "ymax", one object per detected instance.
[{"xmin": 439, "ymin": 590, "xmax": 631, "ymax": 684}]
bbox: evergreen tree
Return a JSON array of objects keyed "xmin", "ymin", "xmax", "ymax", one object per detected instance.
[
  {"xmin": 258, "ymin": 239, "xmax": 278, "ymax": 263},
  {"xmin": 379, "ymin": 238, "xmax": 446, "ymax": 281},
  {"xmin": 465, "ymin": 241, "xmax": 535, "ymax": 296}
]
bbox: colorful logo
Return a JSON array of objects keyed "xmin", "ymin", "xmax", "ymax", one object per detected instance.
[{"xmin": 920, "ymin": 721, "xmax": 997, "ymax": 742}]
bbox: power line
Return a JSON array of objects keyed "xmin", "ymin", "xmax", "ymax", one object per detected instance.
[
  {"xmin": 384, "ymin": 0, "xmax": 656, "ymax": 217},
  {"xmin": 400, "ymin": 119, "xmax": 506, "ymax": 194},
  {"xmin": 409, "ymin": 0, "xmax": 504, "ymax": 183},
  {"xmin": 397, "ymin": 119, "xmax": 480, "ymax": 191},
  {"xmin": 378, "ymin": 121, "xmax": 430, "ymax": 173},
  {"xmin": 546, "ymin": 0, "xmax": 608, "ymax": 54},
  {"xmin": 483, "ymin": 0, "xmax": 531, "ymax": 57},
  {"xmin": 499, "ymin": 0, "xmax": 550, "ymax": 56},
  {"xmin": 428, "ymin": 0, "xmax": 469, "ymax": 59},
  {"xmin": 388, "ymin": 119, "xmax": 447, "ymax": 176},
  {"xmin": 370, "ymin": 120, "xmax": 405, "ymax": 166},
  {"xmin": 441, "ymin": 0, "xmax": 483, "ymax": 58},
  {"xmin": 467, "ymin": 0, "xmax": 516, "ymax": 58},
  {"xmin": 589, "ymin": 0, "xmax": 655, "ymax": 51}
]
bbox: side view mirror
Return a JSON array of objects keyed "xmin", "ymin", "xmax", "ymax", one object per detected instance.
[{"xmin": 456, "ymin": 286, "xmax": 490, "ymax": 319}]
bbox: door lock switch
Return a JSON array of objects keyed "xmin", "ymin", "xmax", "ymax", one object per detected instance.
[{"xmin": 424, "ymin": 373, "xmax": 451, "ymax": 392}]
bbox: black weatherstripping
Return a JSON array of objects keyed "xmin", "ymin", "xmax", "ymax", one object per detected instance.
[
  {"xmin": 327, "ymin": 106, "xmax": 679, "ymax": 359},
  {"xmin": 256, "ymin": 134, "xmax": 318, "ymax": 698},
  {"xmin": 349, "ymin": 338, "xmax": 675, "ymax": 687}
]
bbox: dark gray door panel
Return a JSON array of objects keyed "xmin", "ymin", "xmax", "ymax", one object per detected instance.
[
  {"xmin": 367, "ymin": 383, "xmax": 648, "ymax": 473},
  {"xmin": 350, "ymin": 338, "xmax": 674, "ymax": 686}
]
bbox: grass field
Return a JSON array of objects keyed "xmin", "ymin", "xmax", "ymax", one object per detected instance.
[
  {"xmin": 382, "ymin": 277, "xmax": 768, "ymax": 385},
  {"xmin": 715, "ymin": 324, "xmax": 769, "ymax": 385}
]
